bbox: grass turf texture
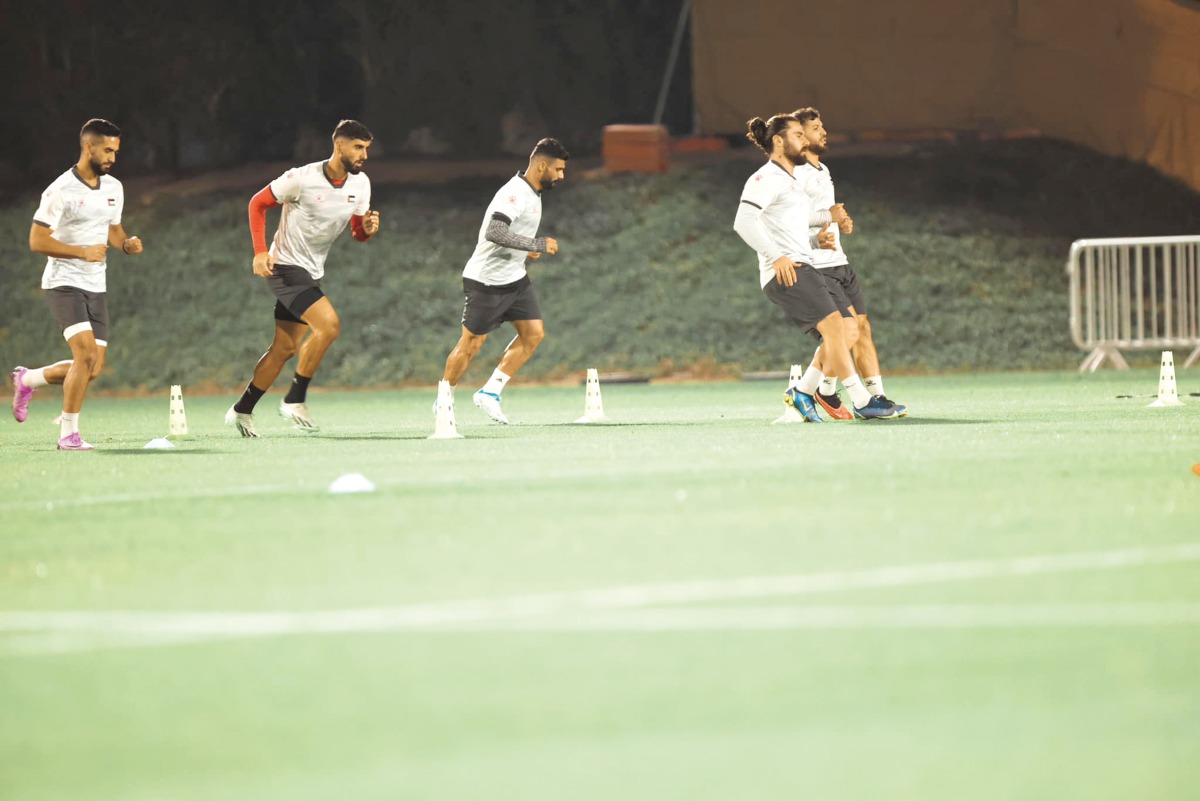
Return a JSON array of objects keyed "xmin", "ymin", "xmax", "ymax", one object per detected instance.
[{"xmin": 2, "ymin": 372, "xmax": 1199, "ymax": 800}]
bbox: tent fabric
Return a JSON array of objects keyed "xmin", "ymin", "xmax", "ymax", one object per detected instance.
[{"xmin": 692, "ymin": 0, "xmax": 1200, "ymax": 192}]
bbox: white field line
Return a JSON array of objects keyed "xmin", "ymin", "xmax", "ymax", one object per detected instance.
[{"xmin": 2, "ymin": 542, "xmax": 1199, "ymax": 655}]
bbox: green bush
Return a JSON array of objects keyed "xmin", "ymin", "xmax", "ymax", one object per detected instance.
[{"xmin": 2, "ymin": 140, "xmax": 1197, "ymax": 392}]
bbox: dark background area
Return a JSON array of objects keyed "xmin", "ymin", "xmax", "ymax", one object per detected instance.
[{"xmin": 0, "ymin": 0, "xmax": 693, "ymax": 191}]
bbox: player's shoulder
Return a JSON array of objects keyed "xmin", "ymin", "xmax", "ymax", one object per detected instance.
[
  {"xmin": 43, "ymin": 168, "xmax": 78, "ymax": 193},
  {"xmin": 101, "ymin": 174, "xmax": 123, "ymax": 191},
  {"xmin": 743, "ymin": 161, "xmax": 787, "ymax": 189}
]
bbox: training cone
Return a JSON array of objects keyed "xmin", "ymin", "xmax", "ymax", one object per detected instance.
[
  {"xmin": 429, "ymin": 380, "xmax": 464, "ymax": 439},
  {"xmin": 329, "ymin": 472, "xmax": 375, "ymax": 494},
  {"xmin": 143, "ymin": 437, "xmax": 176, "ymax": 450},
  {"xmin": 773, "ymin": 363, "xmax": 806, "ymax": 424},
  {"xmin": 168, "ymin": 384, "xmax": 190, "ymax": 437},
  {"xmin": 574, "ymin": 368, "xmax": 609, "ymax": 423},
  {"xmin": 1147, "ymin": 351, "xmax": 1184, "ymax": 408}
]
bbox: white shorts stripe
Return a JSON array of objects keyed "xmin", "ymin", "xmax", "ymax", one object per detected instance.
[{"xmin": 62, "ymin": 321, "xmax": 93, "ymax": 341}]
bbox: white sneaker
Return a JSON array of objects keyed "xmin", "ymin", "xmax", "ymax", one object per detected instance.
[
  {"xmin": 278, "ymin": 401, "xmax": 319, "ymax": 431},
  {"xmin": 472, "ymin": 390, "xmax": 509, "ymax": 424},
  {"xmin": 224, "ymin": 405, "xmax": 259, "ymax": 438}
]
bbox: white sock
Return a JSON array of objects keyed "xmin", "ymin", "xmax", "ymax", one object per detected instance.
[
  {"xmin": 481, "ymin": 369, "xmax": 510, "ymax": 396},
  {"xmin": 22, "ymin": 367, "xmax": 50, "ymax": 389},
  {"xmin": 796, "ymin": 365, "xmax": 822, "ymax": 395},
  {"xmin": 60, "ymin": 411, "xmax": 79, "ymax": 438},
  {"xmin": 864, "ymin": 375, "xmax": 885, "ymax": 397},
  {"xmin": 819, "ymin": 375, "xmax": 837, "ymax": 396},
  {"xmin": 843, "ymin": 375, "xmax": 871, "ymax": 408}
]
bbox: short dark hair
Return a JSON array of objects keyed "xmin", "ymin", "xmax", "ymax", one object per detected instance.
[
  {"xmin": 80, "ymin": 118, "xmax": 121, "ymax": 141},
  {"xmin": 745, "ymin": 114, "xmax": 797, "ymax": 154},
  {"xmin": 531, "ymin": 138, "xmax": 570, "ymax": 161},
  {"xmin": 793, "ymin": 107, "xmax": 821, "ymax": 125},
  {"xmin": 333, "ymin": 119, "xmax": 373, "ymax": 142}
]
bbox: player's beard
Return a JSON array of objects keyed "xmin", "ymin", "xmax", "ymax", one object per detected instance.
[
  {"xmin": 808, "ymin": 141, "xmax": 827, "ymax": 156},
  {"xmin": 341, "ymin": 155, "xmax": 364, "ymax": 175},
  {"xmin": 90, "ymin": 158, "xmax": 111, "ymax": 174},
  {"xmin": 541, "ymin": 177, "xmax": 560, "ymax": 191}
]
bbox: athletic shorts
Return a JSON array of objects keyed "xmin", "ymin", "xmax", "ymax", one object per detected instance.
[
  {"xmin": 818, "ymin": 262, "xmax": 868, "ymax": 316},
  {"xmin": 461, "ymin": 276, "xmax": 542, "ymax": 335},
  {"xmin": 267, "ymin": 263, "xmax": 324, "ymax": 323},
  {"xmin": 762, "ymin": 264, "xmax": 843, "ymax": 339},
  {"xmin": 46, "ymin": 286, "xmax": 109, "ymax": 345}
]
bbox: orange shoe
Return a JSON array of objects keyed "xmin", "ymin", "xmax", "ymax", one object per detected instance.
[{"xmin": 815, "ymin": 391, "xmax": 853, "ymax": 421}]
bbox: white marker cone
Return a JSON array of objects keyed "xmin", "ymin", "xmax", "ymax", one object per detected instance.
[
  {"xmin": 329, "ymin": 473, "xmax": 376, "ymax": 494},
  {"xmin": 429, "ymin": 380, "xmax": 465, "ymax": 439},
  {"xmin": 168, "ymin": 384, "xmax": 190, "ymax": 437},
  {"xmin": 143, "ymin": 437, "xmax": 176, "ymax": 450},
  {"xmin": 574, "ymin": 368, "xmax": 609, "ymax": 423},
  {"xmin": 773, "ymin": 363, "xmax": 806, "ymax": 424},
  {"xmin": 1147, "ymin": 351, "xmax": 1184, "ymax": 407}
]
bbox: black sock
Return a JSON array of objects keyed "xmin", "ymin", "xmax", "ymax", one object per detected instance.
[
  {"xmin": 284, "ymin": 372, "xmax": 312, "ymax": 404},
  {"xmin": 233, "ymin": 383, "xmax": 266, "ymax": 414}
]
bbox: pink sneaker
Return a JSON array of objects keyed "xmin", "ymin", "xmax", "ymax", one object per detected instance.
[
  {"xmin": 57, "ymin": 432, "xmax": 94, "ymax": 451},
  {"xmin": 11, "ymin": 367, "xmax": 35, "ymax": 423}
]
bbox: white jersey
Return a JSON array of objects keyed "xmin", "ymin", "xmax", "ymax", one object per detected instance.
[
  {"xmin": 462, "ymin": 173, "xmax": 542, "ymax": 286},
  {"xmin": 738, "ymin": 160, "xmax": 816, "ymax": 288},
  {"xmin": 33, "ymin": 167, "xmax": 124, "ymax": 293},
  {"xmin": 800, "ymin": 160, "xmax": 848, "ymax": 269},
  {"xmin": 269, "ymin": 161, "xmax": 371, "ymax": 279}
]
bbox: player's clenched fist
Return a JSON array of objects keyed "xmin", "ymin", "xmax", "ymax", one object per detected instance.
[
  {"xmin": 122, "ymin": 236, "xmax": 143, "ymax": 254},
  {"xmin": 81, "ymin": 244, "xmax": 108, "ymax": 262},
  {"xmin": 817, "ymin": 222, "xmax": 837, "ymax": 250},
  {"xmin": 544, "ymin": 237, "xmax": 559, "ymax": 255},
  {"xmin": 252, "ymin": 251, "xmax": 276, "ymax": 277},
  {"xmin": 363, "ymin": 210, "xmax": 380, "ymax": 236}
]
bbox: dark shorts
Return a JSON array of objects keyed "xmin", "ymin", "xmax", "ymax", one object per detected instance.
[
  {"xmin": 762, "ymin": 264, "xmax": 844, "ymax": 339},
  {"xmin": 267, "ymin": 263, "xmax": 325, "ymax": 324},
  {"xmin": 461, "ymin": 276, "xmax": 543, "ymax": 335},
  {"xmin": 819, "ymin": 262, "xmax": 868, "ymax": 316},
  {"xmin": 46, "ymin": 286, "xmax": 110, "ymax": 344}
]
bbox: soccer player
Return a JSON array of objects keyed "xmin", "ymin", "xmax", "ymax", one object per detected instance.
[
  {"xmin": 733, "ymin": 113, "xmax": 899, "ymax": 421},
  {"xmin": 225, "ymin": 119, "xmax": 379, "ymax": 437},
  {"xmin": 10, "ymin": 118, "xmax": 144, "ymax": 450},
  {"xmin": 439, "ymin": 138, "xmax": 568, "ymax": 424},
  {"xmin": 793, "ymin": 107, "xmax": 905, "ymax": 418}
]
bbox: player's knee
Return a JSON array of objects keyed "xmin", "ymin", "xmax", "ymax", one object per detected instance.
[
  {"xmin": 315, "ymin": 318, "xmax": 341, "ymax": 342},
  {"xmin": 843, "ymin": 318, "xmax": 861, "ymax": 347},
  {"xmin": 460, "ymin": 334, "xmax": 485, "ymax": 357},
  {"xmin": 857, "ymin": 315, "xmax": 873, "ymax": 341},
  {"xmin": 523, "ymin": 328, "xmax": 546, "ymax": 349}
]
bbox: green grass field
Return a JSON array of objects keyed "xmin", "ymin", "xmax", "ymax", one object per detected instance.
[{"xmin": 2, "ymin": 372, "xmax": 1199, "ymax": 801}]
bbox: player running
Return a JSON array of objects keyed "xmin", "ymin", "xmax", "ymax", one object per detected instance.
[
  {"xmin": 226, "ymin": 119, "xmax": 379, "ymax": 437},
  {"xmin": 438, "ymin": 138, "xmax": 568, "ymax": 424},
  {"xmin": 733, "ymin": 113, "xmax": 900, "ymax": 421},
  {"xmin": 792, "ymin": 107, "xmax": 905, "ymax": 419},
  {"xmin": 10, "ymin": 118, "xmax": 144, "ymax": 450}
]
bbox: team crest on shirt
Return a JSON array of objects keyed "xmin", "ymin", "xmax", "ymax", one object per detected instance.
[
  {"xmin": 316, "ymin": 195, "xmax": 324, "ymax": 202},
  {"xmin": 508, "ymin": 195, "xmax": 517, "ymax": 204}
]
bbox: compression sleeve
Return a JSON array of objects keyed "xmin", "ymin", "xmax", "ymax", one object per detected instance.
[
  {"xmin": 733, "ymin": 202, "xmax": 786, "ymax": 266},
  {"xmin": 248, "ymin": 186, "xmax": 279, "ymax": 255},
  {"xmin": 351, "ymin": 214, "xmax": 371, "ymax": 242},
  {"xmin": 485, "ymin": 215, "xmax": 546, "ymax": 253}
]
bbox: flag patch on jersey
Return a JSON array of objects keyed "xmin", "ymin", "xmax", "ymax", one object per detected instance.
[
  {"xmin": 107, "ymin": 198, "xmax": 116, "ymax": 206},
  {"xmin": 346, "ymin": 195, "xmax": 356, "ymax": 204}
]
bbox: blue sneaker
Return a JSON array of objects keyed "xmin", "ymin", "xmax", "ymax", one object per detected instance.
[
  {"xmin": 875, "ymin": 395, "xmax": 907, "ymax": 417},
  {"xmin": 784, "ymin": 388, "xmax": 823, "ymax": 422},
  {"xmin": 852, "ymin": 395, "xmax": 902, "ymax": 420}
]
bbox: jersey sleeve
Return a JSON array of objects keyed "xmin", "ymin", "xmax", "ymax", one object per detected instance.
[
  {"xmin": 738, "ymin": 172, "xmax": 779, "ymax": 211},
  {"xmin": 490, "ymin": 186, "xmax": 526, "ymax": 225},
  {"xmin": 110, "ymin": 183, "xmax": 124, "ymax": 226},
  {"xmin": 33, "ymin": 184, "xmax": 65, "ymax": 229},
  {"xmin": 269, "ymin": 169, "xmax": 303, "ymax": 204}
]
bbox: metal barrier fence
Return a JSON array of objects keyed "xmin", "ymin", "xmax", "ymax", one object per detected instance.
[{"xmin": 1068, "ymin": 235, "xmax": 1200, "ymax": 372}]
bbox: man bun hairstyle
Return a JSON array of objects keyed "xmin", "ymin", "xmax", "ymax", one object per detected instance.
[
  {"xmin": 80, "ymin": 118, "xmax": 121, "ymax": 142},
  {"xmin": 793, "ymin": 107, "xmax": 821, "ymax": 125},
  {"xmin": 745, "ymin": 114, "xmax": 796, "ymax": 154},
  {"xmin": 333, "ymin": 119, "xmax": 373, "ymax": 142},
  {"xmin": 531, "ymin": 137, "xmax": 570, "ymax": 161}
]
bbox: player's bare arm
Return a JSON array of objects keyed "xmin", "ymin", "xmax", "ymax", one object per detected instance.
[
  {"xmin": 29, "ymin": 223, "xmax": 107, "ymax": 262},
  {"xmin": 109, "ymin": 223, "xmax": 142, "ymax": 254}
]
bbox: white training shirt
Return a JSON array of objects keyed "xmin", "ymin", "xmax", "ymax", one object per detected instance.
[
  {"xmin": 33, "ymin": 167, "xmax": 124, "ymax": 293},
  {"xmin": 462, "ymin": 173, "xmax": 543, "ymax": 285},
  {"xmin": 269, "ymin": 161, "xmax": 371, "ymax": 279},
  {"xmin": 736, "ymin": 160, "xmax": 816, "ymax": 288},
  {"xmin": 799, "ymin": 160, "xmax": 849, "ymax": 269}
]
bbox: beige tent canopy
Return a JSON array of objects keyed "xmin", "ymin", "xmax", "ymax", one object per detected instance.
[{"xmin": 692, "ymin": 0, "xmax": 1200, "ymax": 193}]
